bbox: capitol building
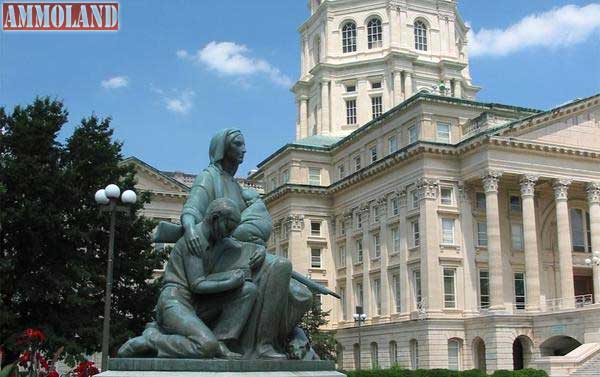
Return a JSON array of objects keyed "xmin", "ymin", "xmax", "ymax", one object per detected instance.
[{"xmin": 129, "ymin": 0, "xmax": 600, "ymax": 375}]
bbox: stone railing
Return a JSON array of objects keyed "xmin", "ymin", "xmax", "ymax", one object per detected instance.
[{"xmin": 544, "ymin": 294, "xmax": 594, "ymax": 312}]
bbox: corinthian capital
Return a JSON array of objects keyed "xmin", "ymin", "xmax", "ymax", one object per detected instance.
[
  {"xmin": 519, "ymin": 175, "xmax": 539, "ymax": 198},
  {"xmin": 553, "ymin": 179, "xmax": 572, "ymax": 201},
  {"xmin": 587, "ymin": 182, "xmax": 600, "ymax": 205},
  {"xmin": 416, "ymin": 178, "xmax": 439, "ymax": 200},
  {"xmin": 482, "ymin": 170, "xmax": 502, "ymax": 193}
]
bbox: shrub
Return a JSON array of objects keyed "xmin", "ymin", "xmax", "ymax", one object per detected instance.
[
  {"xmin": 461, "ymin": 370, "xmax": 487, "ymax": 377},
  {"xmin": 491, "ymin": 371, "xmax": 513, "ymax": 377},
  {"xmin": 513, "ymin": 370, "xmax": 548, "ymax": 377}
]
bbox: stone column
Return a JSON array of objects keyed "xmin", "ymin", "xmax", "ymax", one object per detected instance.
[
  {"xmin": 553, "ymin": 179, "xmax": 575, "ymax": 309},
  {"xmin": 404, "ymin": 71, "xmax": 413, "ymax": 99},
  {"xmin": 299, "ymin": 97, "xmax": 308, "ymax": 139},
  {"xmin": 398, "ymin": 189, "xmax": 411, "ymax": 318},
  {"xmin": 389, "ymin": 5, "xmax": 401, "ymax": 49},
  {"xmin": 452, "ymin": 79, "xmax": 462, "ymax": 99},
  {"xmin": 459, "ymin": 184, "xmax": 479, "ymax": 315},
  {"xmin": 587, "ymin": 182, "xmax": 600, "ymax": 303},
  {"xmin": 393, "ymin": 71, "xmax": 403, "ymax": 106},
  {"xmin": 520, "ymin": 175, "xmax": 541, "ymax": 312},
  {"xmin": 417, "ymin": 178, "xmax": 441, "ymax": 313},
  {"xmin": 483, "ymin": 171, "xmax": 505, "ymax": 312},
  {"xmin": 321, "ymin": 81, "xmax": 330, "ymax": 134},
  {"xmin": 378, "ymin": 198, "xmax": 391, "ymax": 318},
  {"xmin": 344, "ymin": 211, "xmax": 354, "ymax": 322}
]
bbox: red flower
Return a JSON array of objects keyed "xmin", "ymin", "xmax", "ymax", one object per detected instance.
[
  {"xmin": 18, "ymin": 351, "xmax": 31, "ymax": 366},
  {"xmin": 48, "ymin": 372, "xmax": 59, "ymax": 377},
  {"xmin": 23, "ymin": 328, "xmax": 45, "ymax": 342},
  {"xmin": 39, "ymin": 354, "xmax": 49, "ymax": 369}
]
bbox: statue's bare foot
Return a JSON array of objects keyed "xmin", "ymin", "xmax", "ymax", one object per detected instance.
[
  {"xmin": 118, "ymin": 336, "xmax": 154, "ymax": 357},
  {"xmin": 217, "ymin": 341, "xmax": 242, "ymax": 359},
  {"xmin": 258, "ymin": 344, "xmax": 287, "ymax": 360}
]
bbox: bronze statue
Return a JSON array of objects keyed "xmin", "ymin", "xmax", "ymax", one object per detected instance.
[{"xmin": 118, "ymin": 129, "xmax": 337, "ymax": 360}]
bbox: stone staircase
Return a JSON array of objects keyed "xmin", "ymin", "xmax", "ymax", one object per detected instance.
[{"xmin": 571, "ymin": 352, "xmax": 600, "ymax": 376}]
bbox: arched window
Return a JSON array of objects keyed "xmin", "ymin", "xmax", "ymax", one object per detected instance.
[
  {"xmin": 367, "ymin": 18, "xmax": 382, "ymax": 49},
  {"xmin": 414, "ymin": 20, "xmax": 428, "ymax": 51},
  {"xmin": 448, "ymin": 339, "xmax": 462, "ymax": 371},
  {"xmin": 342, "ymin": 22, "xmax": 357, "ymax": 53},
  {"xmin": 389, "ymin": 341, "xmax": 398, "ymax": 366},
  {"xmin": 353, "ymin": 343, "xmax": 361, "ymax": 369},
  {"xmin": 410, "ymin": 339, "xmax": 419, "ymax": 370},
  {"xmin": 336, "ymin": 343, "xmax": 344, "ymax": 370},
  {"xmin": 370, "ymin": 342, "xmax": 379, "ymax": 369},
  {"xmin": 570, "ymin": 208, "xmax": 591, "ymax": 252}
]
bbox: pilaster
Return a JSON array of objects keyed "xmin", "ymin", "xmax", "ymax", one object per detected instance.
[
  {"xmin": 520, "ymin": 175, "xmax": 541, "ymax": 312},
  {"xmin": 553, "ymin": 179, "xmax": 575, "ymax": 309},
  {"xmin": 417, "ymin": 178, "xmax": 441, "ymax": 313},
  {"xmin": 482, "ymin": 170, "xmax": 505, "ymax": 312},
  {"xmin": 587, "ymin": 182, "xmax": 600, "ymax": 303}
]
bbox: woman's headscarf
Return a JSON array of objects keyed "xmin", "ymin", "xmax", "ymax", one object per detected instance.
[{"xmin": 209, "ymin": 128, "xmax": 243, "ymax": 165}]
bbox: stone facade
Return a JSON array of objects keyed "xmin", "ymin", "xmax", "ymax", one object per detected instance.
[{"xmin": 249, "ymin": 1, "xmax": 600, "ymax": 373}]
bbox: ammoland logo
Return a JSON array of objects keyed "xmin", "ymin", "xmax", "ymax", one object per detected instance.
[{"xmin": 2, "ymin": 2, "xmax": 119, "ymax": 31}]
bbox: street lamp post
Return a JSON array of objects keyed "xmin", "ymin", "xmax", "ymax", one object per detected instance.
[
  {"xmin": 585, "ymin": 251, "xmax": 600, "ymax": 304},
  {"xmin": 352, "ymin": 306, "xmax": 367, "ymax": 369},
  {"xmin": 95, "ymin": 184, "xmax": 137, "ymax": 371}
]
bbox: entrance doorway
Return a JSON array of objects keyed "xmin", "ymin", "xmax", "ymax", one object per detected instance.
[
  {"xmin": 473, "ymin": 337, "xmax": 486, "ymax": 373},
  {"xmin": 574, "ymin": 275, "xmax": 593, "ymax": 297},
  {"xmin": 512, "ymin": 336, "xmax": 533, "ymax": 370}
]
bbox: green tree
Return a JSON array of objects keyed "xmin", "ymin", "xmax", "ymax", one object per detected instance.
[
  {"xmin": 299, "ymin": 295, "xmax": 337, "ymax": 360},
  {"xmin": 0, "ymin": 98, "xmax": 166, "ymax": 365}
]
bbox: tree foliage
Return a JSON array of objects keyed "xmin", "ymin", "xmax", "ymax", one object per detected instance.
[
  {"xmin": 0, "ymin": 98, "xmax": 167, "ymax": 365},
  {"xmin": 299, "ymin": 295, "xmax": 337, "ymax": 360}
]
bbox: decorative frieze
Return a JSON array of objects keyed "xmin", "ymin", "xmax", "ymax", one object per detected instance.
[
  {"xmin": 553, "ymin": 179, "xmax": 572, "ymax": 201},
  {"xmin": 482, "ymin": 170, "xmax": 502, "ymax": 193},
  {"xmin": 587, "ymin": 182, "xmax": 600, "ymax": 204},
  {"xmin": 416, "ymin": 178, "xmax": 439, "ymax": 201},
  {"xmin": 519, "ymin": 175, "xmax": 539, "ymax": 198}
]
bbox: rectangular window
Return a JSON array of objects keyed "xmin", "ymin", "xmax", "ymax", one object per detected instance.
[
  {"xmin": 346, "ymin": 99, "xmax": 357, "ymax": 125},
  {"xmin": 570, "ymin": 208, "xmax": 586, "ymax": 252},
  {"xmin": 337, "ymin": 164, "xmax": 345, "ymax": 180},
  {"xmin": 311, "ymin": 248, "xmax": 322, "ymax": 268},
  {"xmin": 436, "ymin": 122, "xmax": 451, "ymax": 143},
  {"xmin": 510, "ymin": 195, "xmax": 522, "ymax": 213},
  {"xmin": 271, "ymin": 177, "xmax": 277, "ymax": 190},
  {"xmin": 346, "ymin": 84, "xmax": 356, "ymax": 93},
  {"xmin": 311, "ymin": 221, "xmax": 321, "ymax": 236},
  {"xmin": 356, "ymin": 212, "xmax": 363, "ymax": 229},
  {"xmin": 391, "ymin": 227, "xmax": 401, "ymax": 253},
  {"xmin": 391, "ymin": 197, "xmax": 399, "ymax": 216},
  {"xmin": 442, "ymin": 218, "xmax": 455, "ymax": 245},
  {"xmin": 339, "ymin": 287, "xmax": 346, "ymax": 320},
  {"xmin": 476, "ymin": 192, "xmax": 486, "ymax": 210},
  {"xmin": 373, "ymin": 278, "xmax": 382, "ymax": 315},
  {"xmin": 371, "ymin": 96, "xmax": 383, "ymax": 119},
  {"xmin": 373, "ymin": 234, "xmax": 381, "ymax": 258},
  {"xmin": 369, "ymin": 146, "xmax": 378, "ymax": 163},
  {"xmin": 388, "ymin": 135, "xmax": 398, "ymax": 154},
  {"xmin": 281, "ymin": 246, "xmax": 288, "ymax": 259},
  {"xmin": 339, "ymin": 245, "xmax": 346, "ymax": 267},
  {"xmin": 371, "ymin": 81, "xmax": 382, "ymax": 89},
  {"xmin": 413, "ymin": 270, "xmax": 422, "ymax": 305},
  {"xmin": 511, "ymin": 223, "xmax": 524, "ymax": 250},
  {"xmin": 356, "ymin": 239, "xmax": 363, "ymax": 263},
  {"xmin": 408, "ymin": 125, "xmax": 418, "ymax": 143},
  {"xmin": 477, "ymin": 221, "xmax": 488, "ymax": 247},
  {"xmin": 308, "ymin": 167, "xmax": 321, "ymax": 185},
  {"xmin": 393, "ymin": 273, "xmax": 401, "ymax": 313},
  {"xmin": 514, "ymin": 272, "xmax": 526, "ymax": 310},
  {"xmin": 443, "ymin": 268, "xmax": 456, "ymax": 308},
  {"xmin": 411, "ymin": 190, "xmax": 419, "ymax": 209},
  {"xmin": 356, "ymin": 282, "xmax": 364, "ymax": 308},
  {"xmin": 479, "ymin": 270, "xmax": 490, "ymax": 309},
  {"xmin": 354, "ymin": 155, "xmax": 362, "ymax": 171},
  {"xmin": 281, "ymin": 169, "xmax": 290, "ymax": 184},
  {"xmin": 373, "ymin": 206, "xmax": 380, "ymax": 222},
  {"xmin": 340, "ymin": 220, "xmax": 347, "ymax": 236},
  {"xmin": 448, "ymin": 340, "xmax": 460, "ymax": 371},
  {"xmin": 411, "ymin": 220, "xmax": 420, "ymax": 247},
  {"xmin": 440, "ymin": 187, "xmax": 453, "ymax": 206}
]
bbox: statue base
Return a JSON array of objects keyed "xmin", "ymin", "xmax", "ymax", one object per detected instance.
[{"xmin": 97, "ymin": 358, "xmax": 345, "ymax": 377}]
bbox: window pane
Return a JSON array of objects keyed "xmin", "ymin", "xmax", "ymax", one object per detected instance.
[
  {"xmin": 511, "ymin": 223, "xmax": 524, "ymax": 250},
  {"xmin": 311, "ymin": 221, "xmax": 321, "ymax": 236},
  {"xmin": 346, "ymin": 99, "xmax": 357, "ymax": 125},
  {"xmin": 367, "ymin": 18, "xmax": 383, "ymax": 49},
  {"xmin": 311, "ymin": 248, "xmax": 321, "ymax": 268},
  {"xmin": 514, "ymin": 272, "xmax": 526, "ymax": 310},
  {"xmin": 342, "ymin": 23, "xmax": 357, "ymax": 53},
  {"xmin": 414, "ymin": 21, "xmax": 428, "ymax": 51},
  {"xmin": 393, "ymin": 274, "xmax": 401, "ymax": 313},
  {"xmin": 477, "ymin": 222, "xmax": 488, "ymax": 246},
  {"xmin": 510, "ymin": 195, "xmax": 522, "ymax": 212},
  {"xmin": 388, "ymin": 136, "xmax": 398, "ymax": 154},
  {"xmin": 371, "ymin": 96, "xmax": 383, "ymax": 119},
  {"xmin": 448, "ymin": 340, "xmax": 460, "ymax": 370},
  {"xmin": 309, "ymin": 168, "xmax": 321, "ymax": 185},
  {"xmin": 444, "ymin": 268, "xmax": 456, "ymax": 308},
  {"xmin": 442, "ymin": 219, "xmax": 455, "ymax": 244},
  {"xmin": 476, "ymin": 193, "xmax": 486, "ymax": 210},
  {"xmin": 441, "ymin": 188, "xmax": 453, "ymax": 205},
  {"xmin": 479, "ymin": 270, "xmax": 490, "ymax": 309},
  {"xmin": 437, "ymin": 123, "xmax": 450, "ymax": 143},
  {"xmin": 571, "ymin": 208, "xmax": 585, "ymax": 252}
]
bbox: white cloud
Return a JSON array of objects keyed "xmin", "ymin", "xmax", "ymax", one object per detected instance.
[
  {"xmin": 468, "ymin": 4, "xmax": 600, "ymax": 57},
  {"xmin": 178, "ymin": 41, "xmax": 292, "ymax": 88},
  {"xmin": 100, "ymin": 76, "xmax": 129, "ymax": 89},
  {"xmin": 163, "ymin": 90, "xmax": 195, "ymax": 114}
]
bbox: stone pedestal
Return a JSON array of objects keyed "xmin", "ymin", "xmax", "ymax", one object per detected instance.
[{"xmin": 97, "ymin": 359, "xmax": 345, "ymax": 377}]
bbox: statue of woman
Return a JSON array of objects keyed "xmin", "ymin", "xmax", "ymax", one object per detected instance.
[{"xmin": 181, "ymin": 129, "xmax": 314, "ymax": 360}]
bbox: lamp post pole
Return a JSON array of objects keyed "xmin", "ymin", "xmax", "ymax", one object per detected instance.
[
  {"xmin": 353, "ymin": 306, "xmax": 367, "ymax": 370},
  {"xmin": 95, "ymin": 185, "xmax": 137, "ymax": 371}
]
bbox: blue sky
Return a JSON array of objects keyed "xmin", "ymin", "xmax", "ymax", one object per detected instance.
[{"xmin": 1, "ymin": 0, "xmax": 599, "ymax": 176}]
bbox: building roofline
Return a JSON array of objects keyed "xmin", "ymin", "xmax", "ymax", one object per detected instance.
[
  {"xmin": 122, "ymin": 156, "xmax": 191, "ymax": 193},
  {"xmin": 255, "ymin": 92, "xmax": 542, "ymax": 169}
]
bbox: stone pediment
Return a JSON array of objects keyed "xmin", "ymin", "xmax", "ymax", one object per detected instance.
[{"xmin": 122, "ymin": 157, "xmax": 190, "ymax": 196}]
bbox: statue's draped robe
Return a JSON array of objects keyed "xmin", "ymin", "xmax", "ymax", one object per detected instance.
[{"xmin": 183, "ymin": 163, "xmax": 312, "ymax": 358}]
